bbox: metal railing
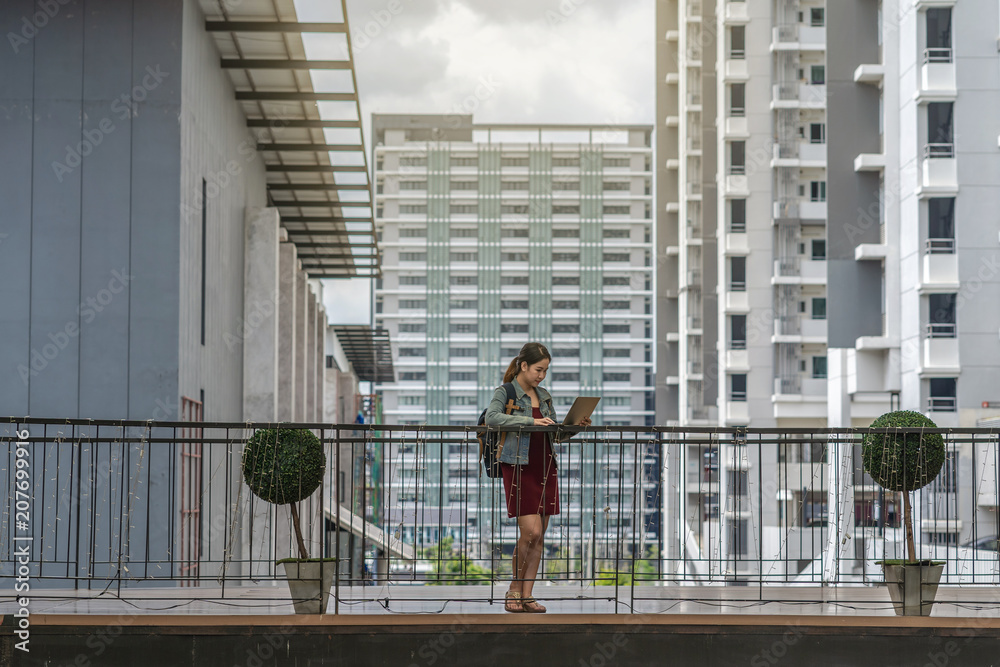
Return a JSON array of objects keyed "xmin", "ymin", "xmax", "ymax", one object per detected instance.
[
  {"xmin": 926, "ymin": 238, "xmax": 956, "ymax": 254},
  {"xmin": 927, "ymin": 322, "xmax": 957, "ymax": 338},
  {"xmin": 4, "ymin": 419, "xmax": 1000, "ymax": 613},
  {"xmin": 924, "ymin": 143, "xmax": 955, "ymax": 159},
  {"xmin": 924, "ymin": 47, "xmax": 953, "ymax": 64}
]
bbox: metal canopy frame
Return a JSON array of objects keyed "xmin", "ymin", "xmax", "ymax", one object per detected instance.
[
  {"xmin": 201, "ymin": 0, "xmax": 378, "ymax": 279},
  {"xmin": 333, "ymin": 326, "xmax": 395, "ymax": 384}
]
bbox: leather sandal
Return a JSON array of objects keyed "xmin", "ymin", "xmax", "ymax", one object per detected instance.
[
  {"xmin": 504, "ymin": 590, "xmax": 524, "ymax": 613},
  {"xmin": 521, "ymin": 597, "xmax": 547, "ymax": 613}
]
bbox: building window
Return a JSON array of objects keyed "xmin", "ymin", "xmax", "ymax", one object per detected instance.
[
  {"xmin": 399, "ymin": 299, "xmax": 426, "ymax": 309},
  {"xmin": 399, "ymin": 323, "xmax": 426, "ymax": 333},
  {"xmin": 730, "ymin": 315, "xmax": 747, "ymax": 350},
  {"xmin": 501, "ymin": 276, "xmax": 529, "ymax": 285},
  {"xmin": 811, "ymin": 239, "xmax": 826, "ymax": 260},
  {"xmin": 450, "ymin": 228, "xmax": 477, "ymax": 238},
  {"xmin": 603, "ymin": 300, "xmax": 630, "ymax": 310},
  {"xmin": 603, "ymin": 252, "xmax": 630, "ymax": 263},
  {"xmin": 811, "ymin": 297, "xmax": 826, "ymax": 320},
  {"xmin": 810, "ymin": 7, "xmax": 825, "ymax": 26},
  {"xmin": 501, "ymin": 252, "xmax": 529, "ymax": 262},
  {"xmin": 730, "ymin": 83, "xmax": 746, "ymax": 117},
  {"xmin": 730, "ymin": 257, "xmax": 746, "ymax": 291},
  {"xmin": 727, "ymin": 519, "xmax": 748, "ymax": 556},
  {"xmin": 399, "ymin": 180, "xmax": 427, "ymax": 190},
  {"xmin": 555, "ymin": 252, "xmax": 582, "ymax": 262},
  {"xmin": 729, "ymin": 199, "xmax": 746, "ymax": 233},
  {"xmin": 500, "ymin": 226, "xmax": 529, "ymax": 238},
  {"xmin": 448, "ymin": 347, "xmax": 478, "ymax": 357},
  {"xmin": 729, "ymin": 141, "xmax": 746, "ymax": 175},
  {"xmin": 603, "ymin": 157, "xmax": 630, "ymax": 168},
  {"xmin": 730, "ymin": 374, "xmax": 747, "ymax": 402},
  {"xmin": 450, "ymin": 204, "xmax": 478, "ymax": 215},
  {"xmin": 928, "ymin": 378, "xmax": 957, "ymax": 412},
  {"xmin": 603, "ymin": 349, "xmax": 630, "ymax": 358},
  {"xmin": 552, "ymin": 228, "xmax": 580, "ymax": 238},
  {"xmin": 400, "ymin": 156, "xmax": 427, "ymax": 167},
  {"xmin": 928, "ymin": 293, "xmax": 957, "ymax": 338},
  {"xmin": 810, "ymin": 181, "xmax": 827, "ymax": 202},
  {"xmin": 927, "ymin": 102, "xmax": 954, "ymax": 155},
  {"xmin": 809, "ymin": 123, "xmax": 826, "ymax": 144},
  {"xmin": 450, "ymin": 275, "xmax": 477, "ymax": 286},
  {"xmin": 926, "ymin": 8, "xmax": 952, "ymax": 60},
  {"xmin": 449, "ymin": 372, "xmax": 477, "ymax": 382},
  {"xmin": 603, "ymin": 229, "xmax": 630, "ymax": 239},
  {"xmin": 552, "ymin": 300, "xmax": 580, "ymax": 310},
  {"xmin": 501, "ymin": 156, "xmax": 529, "ymax": 167},
  {"xmin": 812, "ymin": 356, "xmax": 827, "ymax": 379},
  {"xmin": 501, "ymin": 180, "xmax": 529, "ymax": 191},
  {"xmin": 501, "ymin": 300, "xmax": 528, "ymax": 310},
  {"xmin": 928, "ymin": 198, "xmax": 956, "ymax": 253},
  {"xmin": 399, "ymin": 372, "xmax": 426, "ymax": 381},
  {"xmin": 450, "ymin": 180, "xmax": 477, "ymax": 190},
  {"xmin": 603, "ymin": 205, "xmax": 630, "ymax": 215},
  {"xmin": 450, "ymin": 299, "xmax": 478, "ymax": 309},
  {"xmin": 400, "ymin": 228, "xmax": 426, "ymax": 237},
  {"xmin": 400, "ymin": 252, "xmax": 427, "ymax": 262},
  {"xmin": 554, "ymin": 276, "xmax": 581, "ymax": 286},
  {"xmin": 400, "ymin": 205, "xmax": 427, "ymax": 214},
  {"xmin": 810, "ymin": 65, "xmax": 825, "ymax": 85},
  {"xmin": 603, "ymin": 181, "xmax": 629, "ymax": 191},
  {"xmin": 603, "ymin": 372, "xmax": 630, "ymax": 382},
  {"xmin": 604, "ymin": 324, "xmax": 631, "ymax": 334},
  {"xmin": 449, "ymin": 323, "xmax": 477, "ymax": 333},
  {"xmin": 399, "ymin": 396, "xmax": 425, "ymax": 405},
  {"xmin": 553, "ymin": 323, "xmax": 580, "ymax": 333},
  {"xmin": 501, "ymin": 323, "xmax": 529, "ymax": 333},
  {"xmin": 729, "ymin": 26, "xmax": 745, "ymax": 59},
  {"xmin": 553, "ymin": 180, "xmax": 580, "ymax": 190},
  {"xmin": 553, "ymin": 204, "xmax": 580, "ymax": 215},
  {"xmin": 554, "ymin": 372, "xmax": 581, "ymax": 382}
]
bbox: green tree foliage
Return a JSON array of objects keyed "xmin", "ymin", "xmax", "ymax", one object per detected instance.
[
  {"xmin": 862, "ymin": 410, "xmax": 945, "ymax": 493},
  {"xmin": 242, "ymin": 428, "xmax": 326, "ymax": 505}
]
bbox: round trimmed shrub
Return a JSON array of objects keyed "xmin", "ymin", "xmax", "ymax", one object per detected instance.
[
  {"xmin": 242, "ymin": 428, "xmax": 326, "ymax": 505},
  {"xmin": 862, "ymin": 410, "xmax": 945, "ymax": 493}
]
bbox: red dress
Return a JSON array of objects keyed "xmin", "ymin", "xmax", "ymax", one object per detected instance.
[{"xmin": 500, "ymin": 407, "xmax": 560, "ymax": 518}]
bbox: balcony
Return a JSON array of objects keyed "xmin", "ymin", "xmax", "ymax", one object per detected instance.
[
  {"xmin": 7, "ymin": 417, "xmax": 1000, "ymax": 661},
  {"xmin": 922, "ymin": 242, "xmax": 959, "ymax": 287},
  {"xmin": 725, "ymin": 401, "xmax": 749, "ymax": 424},
  {"xmin": 771, "ymin": 24, "xmax": 826, "ymax": 51},
  {"xmin": 854, "ymin": 152, "xmax": 886, "ymax": 172},
  {"xmin": 724, "ymin": 232, "xmax": 749, "ymax": 255},
  {"xmin": 726, "ymin": 348, "xmax": 749, "ymax": 370},
  {"xmin": 724, "ymin": 290, "xmax": 749, "ymax": 312},
  {"xmin": 723, "ymin": 59, "xmax": 749, "ymax": 81},
  {"xmin": 919, "ymin": 48, "xmax": 956, "ymax": 101},
  {"xmin": 724, "ymin": 1, "xmax": 749, "ymax": 23},
  {"xmin": 923, "ymin": 326, "xmax": 960, "ymax": 371},
  {"xmin": 771, "ymin": 83, "xmax": 826, "ymax": 109},
  {"xmin": 920, "ymin": 144, "xmax": 958, "ymax": 193},
  {"xmin": 723, "ymin": 114, "xmax": 748, "ymax": 139}
]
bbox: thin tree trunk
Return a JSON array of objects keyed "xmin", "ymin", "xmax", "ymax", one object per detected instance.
[
  {"xmin": 902, "ymin": 491, "xmax": 916, "ymax": 563},
  {"xmin": 289, "ymin": 501, "xmax": 309, "ymax": 560}
]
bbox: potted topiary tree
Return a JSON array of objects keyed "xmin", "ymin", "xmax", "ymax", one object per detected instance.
[
  {"xmin": 242, "ymin": 427, "xmax": 333, "ymax": 614},
  {"xmin": 861, "ymin": 410, "xmax": 946, "ymax": 616}
]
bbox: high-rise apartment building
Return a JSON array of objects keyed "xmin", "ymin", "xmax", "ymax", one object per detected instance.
[
  {"xmin": 657, "ymin": 0, "xmax": 1000, "ymax": 577},
  {"xmin": 372, "ymin": 114, "xmax": 658, "ymax": 555}
]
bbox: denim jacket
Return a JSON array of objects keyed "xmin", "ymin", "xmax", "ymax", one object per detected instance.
[{"xmin": 484, "ymin": 381, "xmax": 558, "ymax": 466}]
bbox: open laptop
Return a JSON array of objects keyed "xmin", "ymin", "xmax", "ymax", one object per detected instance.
[{"xmin": 563, "ymin": 396, "xmax": 601, "ymax": 426}]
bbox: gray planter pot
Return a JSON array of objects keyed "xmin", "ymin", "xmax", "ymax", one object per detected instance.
[
  {"xmin": 880, "ymin": 561, "xmax": 944, "ymax": 616},
  {"xmin": 280, "ymin": 559, "xmax": 337, "ymax": 614}
]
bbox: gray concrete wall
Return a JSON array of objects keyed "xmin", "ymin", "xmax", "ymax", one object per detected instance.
[
  {"xmin": 0, "ymin": 0, "xmax": 183, "ymax": 419},
  {"xmin": 178, "ymin": 0, "xmax": 267, "ymax": 421},
  {"xmin": 826, "ymin": 0, "xmax": 883, "ymax": 348}
]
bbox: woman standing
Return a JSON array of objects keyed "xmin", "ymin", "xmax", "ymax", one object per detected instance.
[{"xmin": 485, "ymin": 342, "xmax": 590, "ymax": 613}]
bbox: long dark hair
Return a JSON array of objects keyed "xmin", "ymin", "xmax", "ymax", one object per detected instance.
[{"xmin": 503, "ymin": 342, "xmax": 551, "ymax": 383}]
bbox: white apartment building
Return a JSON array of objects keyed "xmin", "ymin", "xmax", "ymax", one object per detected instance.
[
  {"xmin": 372, "ymin": 114, "xmax": 659, "ymax": 558},
  {"xmin": 657, "ymin": 0, "xmax": 1000, "ymax": 579}
]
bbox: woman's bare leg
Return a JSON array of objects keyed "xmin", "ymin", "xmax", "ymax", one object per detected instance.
[{"xmin": 519, "ymin": 515, "xmax": 549, "ymax": 605}]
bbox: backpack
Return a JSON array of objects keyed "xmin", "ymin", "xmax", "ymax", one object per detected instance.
[{"xmin": 477, "ymin": 382, "xmax": 521, "ymax": 478}]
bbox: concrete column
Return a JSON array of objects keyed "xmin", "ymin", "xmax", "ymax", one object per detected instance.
[
  {"xmin": 824, "ymin": 348, "xmax": 856, "ymax": 581},
  {"xmin": 277, "ymin": 242, "xmax": 298, "ymax": 421},
  {"xmin": 241, "ymin": 208, "xmax": 281, "ymax": 422},
  {"xmin": 295, "ymin": 270, "xmax": 308, "ymax": 422},
  {"xmin": 316, "ymin": 306, "xmax": 326, "ymax": 423},
  {"xmin": 306, "ymin": 286, "xmax": 317, "ymax": 422}
]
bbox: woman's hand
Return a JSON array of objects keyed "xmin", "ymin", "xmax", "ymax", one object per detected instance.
[
  {"xmin": 577, "ymin": 417, "xmax": 592, "ymax": 427},
  {"xmin": 533, "ymin": 417, "xmax": 555, "ymax": 426}
]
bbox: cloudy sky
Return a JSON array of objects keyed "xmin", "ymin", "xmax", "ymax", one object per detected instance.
[{"xmin": 296, "ymin": 0, "xmax": 655, "ymax": 323}]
